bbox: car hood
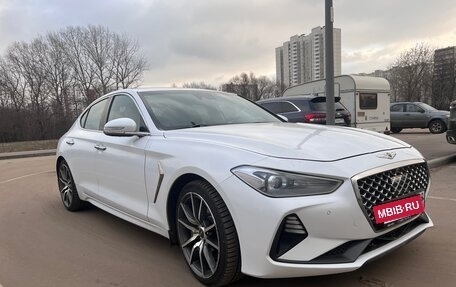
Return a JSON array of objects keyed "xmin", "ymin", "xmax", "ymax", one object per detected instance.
[{"xmin": 164, "ymin": 123, "xmax": 411, "ymax": 161}]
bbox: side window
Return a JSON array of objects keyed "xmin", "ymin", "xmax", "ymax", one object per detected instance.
[
  {"xmin": 260, "ymin": 102, "xmax": 282, "ymax": 114},
  {"xmin": 359, "ymin": 93, "xmax": 378, "ymax": 110},
  {"xmin": 107, "ymin": 95, "xmax": 147, "ymax": 132},
  {"xmin": 406, "ymin": 104, "xmax": 424, "ymax": 113},
  {"xmin": 84, "ymin": 98, "xmax": 108, "ymax": 130},
  {"xmin": 281, "ymin": 102, "xmax": 299, "ymax": 113},
  {"xmin": 390, "ymin": 104, "xmax": 404, "ymax": 112},
  {"xmin": 80, "ymin": 110, "xmax": 89, "ymax": 127}
]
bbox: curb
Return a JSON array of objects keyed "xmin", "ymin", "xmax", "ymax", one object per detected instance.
[
  {"xmin": 0, "ymin": 149, "xmax": 56, "ymax": 161},
  {"xmin": 428, "ymin": 154, "xmax": 456, "ymax": 169}
]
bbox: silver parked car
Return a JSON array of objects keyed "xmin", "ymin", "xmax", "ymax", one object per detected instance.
[{"xmin": 390, "ymin": 102, "xmax": 450, "ymax": 134}]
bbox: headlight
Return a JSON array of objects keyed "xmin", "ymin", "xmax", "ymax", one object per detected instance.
[{"xmin": 231, "ymin": 166, "xmax": 343, "ymax": 197}]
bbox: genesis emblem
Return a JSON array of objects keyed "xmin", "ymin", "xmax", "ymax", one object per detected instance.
[{"xmin": 376, "ymin": 152, "xmax": 396, "ymax": 159}]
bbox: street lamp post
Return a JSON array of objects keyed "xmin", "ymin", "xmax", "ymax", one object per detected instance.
[{"xmin": 325, "ymin": 0, "xmax": 335, "ymax": 125}]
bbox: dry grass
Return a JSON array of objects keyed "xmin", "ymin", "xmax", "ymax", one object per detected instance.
[{"xmin": 0, "ymin": 139, "xmax": 58, "ymax": 153}]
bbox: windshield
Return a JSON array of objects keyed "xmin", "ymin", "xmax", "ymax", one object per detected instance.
[
  {"xmin": 139, "ymin": 90, "xmax": 281, "ymax": 130},
  {"xmin": 418, "ymin": 102, "xmax": 437, "ymax": 111}
]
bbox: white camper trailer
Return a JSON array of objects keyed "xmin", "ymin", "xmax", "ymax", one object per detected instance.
[{"xmin": 283, "ymin": 75, "xmax": 391, "ymax": 132}]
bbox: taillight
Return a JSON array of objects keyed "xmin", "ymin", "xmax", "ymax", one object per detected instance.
[{"xmin": 304, "ymin": 113, "xmax": 326, "ymax": 123}]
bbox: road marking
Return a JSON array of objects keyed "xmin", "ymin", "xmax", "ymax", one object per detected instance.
[
  {"xmin": 428, "ymin": 195, "xmax": 456, "ymax": 203},
  {"xmin": 0, "ymin": 170, "xmax": 54, "ymax": 184}
]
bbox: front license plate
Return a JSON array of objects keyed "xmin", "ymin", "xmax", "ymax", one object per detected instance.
[
  {"xmin": 373, "ymin": 195, "xmax": 424, "ymax": 224},
  {"xmin": 335, "ymin": 118, "xmax": 345, "ymax": 124}
]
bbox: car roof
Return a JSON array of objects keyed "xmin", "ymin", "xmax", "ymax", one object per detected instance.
[
  {"xmin": 390, "ymin": 102, "xmax": 424, "ymax": 104},
  {"xmin": 257, "ymin": 95, "xmax": 316, "ymax": 103},
  {"xmin": 107, "ymin": 88, "xmax": 233, "ymax": 96}
]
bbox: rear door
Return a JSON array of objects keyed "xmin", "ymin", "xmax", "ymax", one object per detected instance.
[
  {"xmin": 390, "ymin": 103, "xmax": 406, "ymax": 127},
  {"xmin": 65, "ymin": 98, "xmax": 109, "ymax": 197},
  {"xmin": 405, "ymin": 103, "xmax": 427, "ymax": 127}
]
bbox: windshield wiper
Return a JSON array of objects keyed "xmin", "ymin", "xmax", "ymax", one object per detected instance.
[{"xmin": 189, "ymin": 122, "xmax": 208, "ymax": 128}]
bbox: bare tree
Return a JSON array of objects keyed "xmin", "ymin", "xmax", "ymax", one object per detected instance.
[
  {"xmin": 84, "ymin": 25, "xmax": 116, "ymax": 95},
  {"xmin": 387, "ymin": 43, "xmax": 434, "ymax": 103},
  {"xmin": 112, "ymin": 34, "xmax": 148, "ymax": 89},
  {"xmin": 6, "ymin": 40, "xmax": 51, "ymax": 139},
  {"xmin": 0, "ymin": 25, "xmax": 148, "ymax": 142},
  {"xmin": 220, "ymin": 72, "xmax": 277, "ymax": 101},
  {"xmin": 181, "ymin": 81, "xmax": 217, "ymax": 90},
  {"xmin": 63, "ymin": 26, "xmax": 98, "ymax": 105}
]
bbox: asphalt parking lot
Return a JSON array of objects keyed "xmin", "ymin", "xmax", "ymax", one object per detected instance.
[{"xmin": 0, "ymin": 132, "xmax": 455, "ymax": 287}]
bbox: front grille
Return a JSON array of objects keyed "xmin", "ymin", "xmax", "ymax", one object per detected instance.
[{"xmin": 356, "ymin": 162, "xmax": 429, "ymax": 231}]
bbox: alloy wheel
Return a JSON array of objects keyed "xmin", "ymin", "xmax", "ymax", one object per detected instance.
[
  {"xmin": 429, "ymin": 120, "xmax": 445, "ymax": 134},
  {"xmin": 58, "ymin": 163, "xmax": 73, "ymax": 208},
  {"xmin": 177, "ymin": 192, "xmax": 220, "ymax": 279}
]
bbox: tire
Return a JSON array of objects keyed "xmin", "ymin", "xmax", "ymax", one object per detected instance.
[
  {"xmin": 428, "ymin": 119, "xmax": 446, "ymax": 134},
  {"xmin": 57, "ymin": 159, "xmax": 88, "ymax": 211},
  {"xmin": 391, "ymin": 127, "xmax": 402, "ymax": 134},
  {"xmin": 176, "ymin": 180, "xmax": 241, "ymax": 286}
]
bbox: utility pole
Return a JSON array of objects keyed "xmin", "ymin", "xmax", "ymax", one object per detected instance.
[{"xmin": 325, "ymin": 0, "xmax": 335, "ymax": 125}]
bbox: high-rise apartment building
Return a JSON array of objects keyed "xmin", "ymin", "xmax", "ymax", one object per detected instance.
[
  {"xmin": 276, "ymin": 26, "xmax": 341, "ymax": 88},
  {"xmin": 433, "ymin": 46, "xmax": 456, "ymax": 109}
]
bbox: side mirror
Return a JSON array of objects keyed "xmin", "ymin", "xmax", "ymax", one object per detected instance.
[
  {"xmin": 278, "ymin": 114, "xmax": 288, "ymax": 122},
  {"xmin": 103, "ymin": 118, "xmax": 149, "ymax": 137}
]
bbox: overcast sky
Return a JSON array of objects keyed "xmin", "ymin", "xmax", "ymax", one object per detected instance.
[{"xmin": 1, "ymin": 0, "xmax": 455, "ymax": 87}]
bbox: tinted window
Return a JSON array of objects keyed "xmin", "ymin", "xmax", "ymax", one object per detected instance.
[
  {"xmin": 406, "ymin": 104, "xmax": 424, "ymax": 113},
  {"xmin": 260, "ymin": 102, "xmax": 282, "ymax": 114},
  {"xmin": 310, "ymin": 101, "xmax": 346, "ymax": 112},
  {"xmin": 390, "ymin": 104, "xmax": 404, "ymax": 112},
  {"xmin": 107, "ymin": 95, "xmax": 145, "ymax": 132},
  {"xmin": 84, "ymin": 98, "xmax": 108, "ymax": 130},
  {"xmin": 417, "ymin": 102, "xmax": 437, "ymax": 111},
  {"xmin": 281, "ymin": 102, "xmax": 299, "ymax": 113},
  {"xmin": 359, "ymin": 93, "xmax": 378, "ymax": 110},
  {"xmin": 140, "ymin": 91, "xmax": 280, "ymax": 130}
]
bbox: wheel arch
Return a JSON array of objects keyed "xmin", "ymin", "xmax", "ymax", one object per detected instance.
[
  {"xmin": 166, "ymin": 173, "xmax": 207, "ymax": 244},
  {"xmin": 56, "ymin": 155, "xmax": 65, "ymax": 172},
  {"xmin": 428, "ymin": 117, "xmax": 447, "ymax": 131}
]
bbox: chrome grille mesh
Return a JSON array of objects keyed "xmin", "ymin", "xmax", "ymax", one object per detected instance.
[{"xmin": 356, "ymin": 162, "xmax": 429, "ymax": 230}]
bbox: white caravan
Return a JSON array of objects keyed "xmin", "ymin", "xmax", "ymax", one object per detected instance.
[{"xmin": 283, "ymin": 75, "xmax": 391, "ymax": 132}]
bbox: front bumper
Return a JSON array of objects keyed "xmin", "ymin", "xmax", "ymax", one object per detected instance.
[{"xmin": 218, "ymin": 147, "xmax": 433, "ymax": 278}]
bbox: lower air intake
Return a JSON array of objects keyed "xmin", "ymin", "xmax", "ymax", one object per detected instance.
[{"xmin": 270, "ymin": 214, "xmax": 307, "ymax": 260}]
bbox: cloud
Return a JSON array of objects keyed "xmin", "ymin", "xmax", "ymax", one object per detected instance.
[{"xmin": 0, "ymin": 0, "xmax": 455, "ymax": 86}]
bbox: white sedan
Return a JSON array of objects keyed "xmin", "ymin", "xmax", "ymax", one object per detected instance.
[{"xmin": 56, "ymin": 88, "xmax": 433, "ymax": 286}]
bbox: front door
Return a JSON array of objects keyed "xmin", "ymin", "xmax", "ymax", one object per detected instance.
[{"xmin": 95, "ymin": 94, "xmax": 150, "ymax": 220}]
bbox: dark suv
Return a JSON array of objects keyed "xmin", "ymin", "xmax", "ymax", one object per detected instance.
[
  {"xmin": 257, "ymin": 95, "xmax": 351, "ymax": 126},
  {"xmin": 447, "ymin": 100, "xmax": 456, "ymax": 144},
  {"xmin": 390, "ymin": 102, "xmax": 450, "ymax": 134}
]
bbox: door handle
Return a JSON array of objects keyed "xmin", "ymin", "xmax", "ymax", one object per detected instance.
[
  {"xmin": 66, "ymin": 139, "xmax": 75, "ymax": 145},
  {"xmin": 94, "ymin": 144, "xmax": 107, "ymax": 151}
]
